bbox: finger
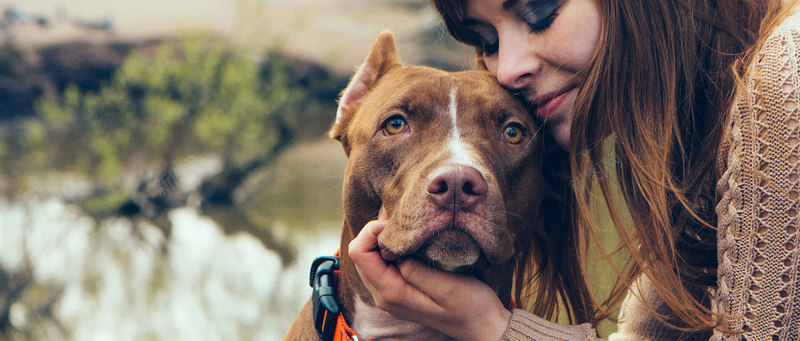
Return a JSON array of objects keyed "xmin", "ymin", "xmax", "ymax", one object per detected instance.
[
  {"xmin": 349, "ymin": 220, "xmax": 405, "ymax": 292},
  {"xmin": 371, "ymin": 204, "xmax": 396, "ymax": 260},
  {"xmin": 349, "ymin": 223, "xmax": 441, "ymax": 317},
  {"xmin": 397, "ymin": 259, "xmax": 461, "ymax": 300},
  {"xmin": 397, "ymin": 260, "xmax": 510, "ymax": 340},
  {"xmin": 348, "ymin": 219, "xmax": 386, "ymax": 261},
  {"xmin": 377, "ymin": 204, "xmax": 389, "ymax": 221}
]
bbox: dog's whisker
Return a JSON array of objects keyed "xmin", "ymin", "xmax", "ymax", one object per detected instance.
[{"xmin": 323, "ymin": 184, "xmax": 343, "ymax": 195}]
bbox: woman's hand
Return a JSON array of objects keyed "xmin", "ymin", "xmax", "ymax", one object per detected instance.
[{"xmin": 348, "ymin": 207, "xmax": 512, "ymax": 341}]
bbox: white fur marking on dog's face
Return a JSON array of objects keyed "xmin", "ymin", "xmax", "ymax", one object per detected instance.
[{"xmin": 447, "ymin": 87, "xmax": 479, "ymax": 167}]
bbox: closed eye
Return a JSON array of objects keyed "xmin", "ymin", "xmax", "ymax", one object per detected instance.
[
  {"xmin": 469, "ymin": 24, "xmax": 499, "ymax": 56},
  {"xmin": 520, "ymin": 0, "xmax": 560, "ymax": 33}
]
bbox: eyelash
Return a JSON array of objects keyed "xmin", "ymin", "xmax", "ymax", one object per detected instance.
[
  {"xmin": 481, "ymin": 38, "xmax": 499, "ymax": 56},
  {"xmin": 528, "ymin": 8, "xmax": 559, "ymax": 33},
  {"xmin": 476, "ymin": 5, "xmax": 561, "ymax": 57}
]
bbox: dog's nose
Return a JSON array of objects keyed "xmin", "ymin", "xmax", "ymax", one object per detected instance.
[{"xmin": 426, "ymin": 165, "xmax": 487, "ymax": 209}]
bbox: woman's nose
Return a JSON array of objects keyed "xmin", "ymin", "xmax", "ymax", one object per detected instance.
[{"xmin": 494, "ymin": 33, "xmax": 540, "ymax": 89}]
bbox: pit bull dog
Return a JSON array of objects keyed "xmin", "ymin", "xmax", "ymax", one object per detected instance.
[{"xmin": 284, "ymin": 31, "xmax": 545, "ymax": 341}]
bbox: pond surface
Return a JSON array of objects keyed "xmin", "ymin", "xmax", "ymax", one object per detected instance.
[{"xmin": 0, "ymin": 138, "xmax": 347, "ymax": 340}]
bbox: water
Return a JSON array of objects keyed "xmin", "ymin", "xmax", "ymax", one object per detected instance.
[{"xmin": 0, "ymin": 138, "xmax": 347, "ymax": 340}]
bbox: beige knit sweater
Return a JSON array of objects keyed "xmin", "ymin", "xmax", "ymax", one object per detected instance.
[{"xmin": 501, "ymin": 10, "xmax": 800, "ymax": 341}]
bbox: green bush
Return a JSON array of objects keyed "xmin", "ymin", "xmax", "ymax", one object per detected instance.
[{"xmin": 23, "ymin": 33, "xmax": 318, "ymax": 185}]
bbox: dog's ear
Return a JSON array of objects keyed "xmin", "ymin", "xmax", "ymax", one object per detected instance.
[{"xmin": 330, "ymin": 30, "xmax": 402, "ymax": 144}]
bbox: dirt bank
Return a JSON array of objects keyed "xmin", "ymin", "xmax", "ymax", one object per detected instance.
[{"xmin": 5, "ymin": 0, "xmax": 473, "ymax": 74}]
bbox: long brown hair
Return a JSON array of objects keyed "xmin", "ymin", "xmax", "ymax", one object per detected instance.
[{"xmin": 432, "ymin": 0, "xmax": 794, "ymax": 330}]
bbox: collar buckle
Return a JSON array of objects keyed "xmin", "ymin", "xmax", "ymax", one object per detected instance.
[{"xmin": 310, "ymin": 256, "xmax": 340, "ymax": 341}]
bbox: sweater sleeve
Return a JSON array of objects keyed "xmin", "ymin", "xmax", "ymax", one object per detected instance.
[
  {"xmin": 499, "ymin": 280, "xmax": 712, "ymax": 341},
  {"xmin": 713, "ymin": 12, "xmax": 800, "ymax": 340},
  {"xmin": 501, "ymin": 309, "xmax": 598, "ymax": 341}
]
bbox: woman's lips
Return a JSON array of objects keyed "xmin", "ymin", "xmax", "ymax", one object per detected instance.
[{"xmin": 530, "ymin": 86, "xmax": 576, "ymax": 120}]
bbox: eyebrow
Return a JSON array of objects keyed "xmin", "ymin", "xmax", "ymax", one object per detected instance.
[
  {"xmin": 463, "ymin": 0, "xmax": 525, "ymax": 27},
  {"xmin": 502, "ymin": 0, "xmax": 519, "ymax": 10}
]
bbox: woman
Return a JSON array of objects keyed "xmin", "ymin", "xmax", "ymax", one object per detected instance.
[{"xmin": 349, "ymin": 0, "xmax": 800, "ymax": 339}]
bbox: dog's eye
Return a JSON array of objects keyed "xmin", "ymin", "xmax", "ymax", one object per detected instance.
[
  {"xmin": 384, "ymin": 117, "xmax": 408, "ymax": 135},
  {"xmin": 503, "ymin": 124, "xmax": 524, "ymax": 144}
]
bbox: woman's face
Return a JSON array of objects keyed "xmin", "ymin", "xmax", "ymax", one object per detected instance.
[{"xmin": 464, "ymin": 0, "xmax": 602, "ymax": 148}]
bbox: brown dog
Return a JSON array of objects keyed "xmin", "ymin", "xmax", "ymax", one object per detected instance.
[{"xmin": 284, "ymin": 31, "xmax": 545, "ymax": 340}]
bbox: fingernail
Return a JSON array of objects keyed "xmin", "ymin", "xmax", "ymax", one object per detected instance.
[
  {"xmin": 378, "ymin": 205, "xmax": 389, "ymax": 221},
  {"xmin": 378, "ymin": 239, "xmax": 398, "ymax": 261}
]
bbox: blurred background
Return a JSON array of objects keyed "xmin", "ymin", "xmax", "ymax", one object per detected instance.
[{"xmin": 0, "ymin": 0, "xmax": 476, "ymax": 340}]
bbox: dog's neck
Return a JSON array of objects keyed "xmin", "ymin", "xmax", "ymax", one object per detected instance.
[
  {"xmin": 351, "ymin": 295, "xmax": 456, "ymax": 340},
  {"xmin": 336, "ymin": 219, "xmax": 515, "ymax": 341}
]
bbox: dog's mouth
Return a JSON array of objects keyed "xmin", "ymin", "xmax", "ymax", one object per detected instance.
[
  {"xmin": 412, "ymin": 227, "xmax": 484, "ymax": 272},
  {"xmin": 376, "ymin": 167, "xmax": 516, "ymax": 272},
  {"xmin": 378, "ymin": 226, "xmax": 486, "ymax": 273},
  {"xmin": 417, "ymin": 228, "xmax": 483, "ymax": 272},
  {"xmin": 377, "ymin": 205, "xmax": 516, "ymax": 272}
]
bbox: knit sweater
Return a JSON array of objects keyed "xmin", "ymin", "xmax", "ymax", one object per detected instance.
[{"xmin": 501, "ymin": 9, "xmax": 800, "ymax": 341}]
